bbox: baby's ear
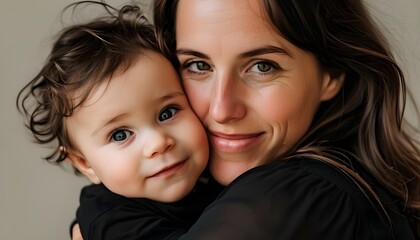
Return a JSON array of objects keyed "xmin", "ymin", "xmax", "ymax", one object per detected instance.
[{"xmin": 64, "ymin": 148, "xmax": 101, "ymax": 184}]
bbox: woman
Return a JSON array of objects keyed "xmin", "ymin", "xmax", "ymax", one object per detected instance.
[
  {"xmin": 153, "ymin": 0, "xmax": 419, "ymax": 239},
  {"xmin": 73, "ymin": 0, "xmax": 420, "ymax": 239}
]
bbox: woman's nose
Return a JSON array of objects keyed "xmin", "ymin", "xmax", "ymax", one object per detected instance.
[
  {"xmin": 143, "ymin": 129, "xmax": 175, "ymax": 158},
  {"xmin": 209, "ymin": 72, "xmax": 246, "ymax": 123}
]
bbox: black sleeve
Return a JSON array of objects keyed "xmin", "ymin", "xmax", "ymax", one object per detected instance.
[
  {"xmin": 85, "ymin": 205, "xmax": 187, "ymax": 240},
  {"xmin": 77, "ymin": 184, "xmax": 187, "ymax": 240},
  {"xmin": 178, "ymin": 159, "xmax": 406, "ymax": 240},
  {"xmin": 69, "ymin": 218, "xmax": 78, "ymax": 239},
  {"xmin": 77, "ymin": 174, "xmax": 223, "ymax": 240}
]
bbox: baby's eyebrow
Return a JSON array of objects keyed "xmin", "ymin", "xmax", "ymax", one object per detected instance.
[
  {"xmin": 92, "ymin": 112, "xmax": 129, "ymax": 137},
  {"xmin": 157, "ymin": 91, "xmax": 185, "ymax": 102},
  {"xmin": 91, "ymin": 92, "xmax": 185, "ymax": 137}
]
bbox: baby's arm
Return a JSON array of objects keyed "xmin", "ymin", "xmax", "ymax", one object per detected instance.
[
  {"xmin": 71, "ymin": 223, "xmax": 83, "ymax": 240},
  {"xmin": 75, "ymin": 177, "xmax": 222, "ymax": 240},
  {"xmin": 76, "ymin": 184, "xmax": 188, "ymax": 240}
]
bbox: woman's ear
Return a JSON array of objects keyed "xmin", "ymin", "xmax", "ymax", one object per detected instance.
[
  {"xmin": 320, "ymin": 70, "xmax": 345, "ymax": 101},
  {"xmin": 65, "ymin": 148, "xmax": 101, "ymax": 184}
]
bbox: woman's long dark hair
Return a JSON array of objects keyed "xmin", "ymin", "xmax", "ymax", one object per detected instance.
[{"xmin": 154, "ymin": 0, "xmax": 420, "ymax": 235}]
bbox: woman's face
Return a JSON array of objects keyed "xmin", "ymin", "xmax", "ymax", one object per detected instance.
[{"xmin": 175, "ymin": 0, "xmax": 343, "ymax": 185}]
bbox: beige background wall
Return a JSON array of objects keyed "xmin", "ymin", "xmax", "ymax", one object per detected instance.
[{"xmin": 1, "ymin": 0, "xmax": 419, "ymax": 239}]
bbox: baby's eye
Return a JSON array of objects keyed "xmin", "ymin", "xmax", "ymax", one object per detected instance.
[
  {"xmin": 159, "ymin": 106, "xmax": 178, "ymax": 121},
  {"xmin": 110, "ymin": 129, "xmax": 132, "ymax": 142}
]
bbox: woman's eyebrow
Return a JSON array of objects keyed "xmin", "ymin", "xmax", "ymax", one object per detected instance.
[
  {"xmin": 176, "ymin": 45, "xmax": 292, "ymax": 59},
  {"xmin": 176, "ymin": 48, "xmax": 210, "ymax": 59},
  {"xmin": 239, "ymin": 45, "xmax": 292, "ymax": 59}
]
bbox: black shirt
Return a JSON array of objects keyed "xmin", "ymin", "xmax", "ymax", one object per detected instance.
[
  {"xmin": 76, "ymin": 158, "xmax": 417, "ymax": 240},
  {"xmin": 179, "ymin": 158, "xmax": 416, "ymax": 240},
  {"xmin": 77, "ymin": 174, "xmax": 223, "ymax": 240}
]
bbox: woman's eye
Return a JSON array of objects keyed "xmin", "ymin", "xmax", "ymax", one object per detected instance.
[
  {"xmin": 159, "ymin": 107, "xmax": 178, "ymax": 121},
  {"xmin": 185, "ymin": 61, "xmax": 211, "ymax": 73},
  {"xmin": 110, "ymin": 130, "xmax": 132, "ymax": 142},
  {"xmin": 248, "ymin": 61, "xmax": 277, "ymax": 74}
]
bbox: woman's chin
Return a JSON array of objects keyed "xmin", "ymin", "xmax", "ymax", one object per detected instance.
[{"xmin": 209, "ymin": 158, "xmax": 254, "ymax": 186}]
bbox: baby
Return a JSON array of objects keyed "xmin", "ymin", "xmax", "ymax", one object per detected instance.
[{"xmin": 17, "ymin": 3, "xmax": 218, "ymax": 239}]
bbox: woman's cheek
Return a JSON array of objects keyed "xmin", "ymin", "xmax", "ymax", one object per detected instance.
[{"xmin": 256, "ymin": 89, "xmax": 294, "ymax": 122}]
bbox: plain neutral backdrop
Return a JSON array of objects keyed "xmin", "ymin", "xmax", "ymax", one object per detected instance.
[{"xmin": 1, "ymin": 0, "xmax": 419, "ymax": 239}]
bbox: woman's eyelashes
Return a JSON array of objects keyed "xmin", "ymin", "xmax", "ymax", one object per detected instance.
[
  {"xmin": 247, "ymin": 60, "xmax": 280, "ymax": 76},
  {"xmin": 182, "ymin": 60, "xmax": 212, "ymax": 75},
  {"xmin": 180, "ymin": 58, "xmax": 281, "ymax": 78}
]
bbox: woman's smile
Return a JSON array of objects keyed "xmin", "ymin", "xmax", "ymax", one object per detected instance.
[{"xmin": 209, "ymin": 131, "xmax": 263, "ymax": 153}]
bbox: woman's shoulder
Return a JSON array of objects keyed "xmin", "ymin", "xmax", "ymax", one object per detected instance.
[
  {"xmin": 215, "ymin": 158, "xmax": 415, "ymax": 239},
  {"xmin": 226, "ymin": 157, "xmax": 362, "ymax": 196},
  {"xmin": 226, "ymin": 157, "xmax": 391, "ymax": 201}
]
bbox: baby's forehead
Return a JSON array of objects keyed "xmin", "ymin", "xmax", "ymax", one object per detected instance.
[
  {"xmin": 65, "ymin": 55, "xmax": 141, "ymax": 109},
  {"xmin": 72, "ymin": 54, "xmax": 181, "ymax": 109}
]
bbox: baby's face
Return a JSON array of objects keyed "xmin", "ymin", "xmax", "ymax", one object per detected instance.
[{"xmin": 66, "ymin": 52, "xmax": 208, "ymax": 202}]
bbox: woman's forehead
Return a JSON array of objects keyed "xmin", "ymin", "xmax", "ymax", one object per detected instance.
[
  {"xmin": 175, "ymin": 0, "xmax": 288, "ymax": 51},
  {"xmin": 176, "ymin": 0, "xmax": 270, "ymax": 34}
]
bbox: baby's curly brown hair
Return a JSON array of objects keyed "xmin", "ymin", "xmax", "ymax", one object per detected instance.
[{"xmin": 17, "ymin": 1, "xmax": 159, "ymax": 167}]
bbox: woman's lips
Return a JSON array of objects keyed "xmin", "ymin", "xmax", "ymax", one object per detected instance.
[
  {"xmin": 149, "ymin": 161, "xmax": 186, "ymax": 178},
  {"xmin": 209, "ymin": 132, "xmax": 263, "ymax": 153}
]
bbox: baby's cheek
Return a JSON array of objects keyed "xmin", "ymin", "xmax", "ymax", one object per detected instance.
[
  {"xmin": 101, "ymin": 161, "xmax": 137, "ymax": 188},
  {"xmin": 183, "ymin": 83, "xmax": 210, "ymax": 121}
]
